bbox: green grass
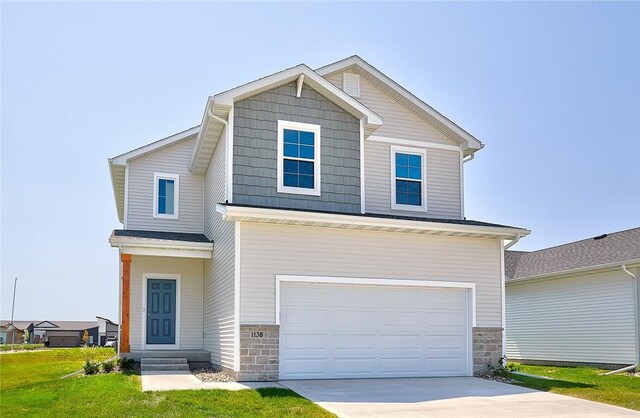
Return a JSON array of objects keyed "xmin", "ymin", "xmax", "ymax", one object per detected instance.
[
  {"xmin": 0, "ymin": 343, "xmax": 45, "ymax": 352},
  {"xmin": 509, "ymin": 363, "xmax": 640, "ymax": 411},
  {"xmin": 0, "ymin": 348, "xmax": 333, "ymax": 418}
]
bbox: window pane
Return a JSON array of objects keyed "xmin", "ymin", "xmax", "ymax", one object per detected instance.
[
  {"xmin": 165, "ymin": 195, "xmax": 174, "ymax": 214},
  {"xmin": 284, "ymin": 143, "xmax": 299, "ymax": 158},
  {"xmin": 408, "ymin": 167, "xmax": 421, "ymax": 180},
  {"xmin": 396, "ymin": 165, "xmax": 408, "ymax": 178},
  {"xmin": 408, "ymin": 192, "xmax": 421, "ymax": 206},
  {"xmin": 284, "ymin": 159, "xmax": 298, "ymax": 174},
  {"xmin": 159, "ymin": 179, "xmax": 166, "ymax": 196},
  {"xmin": 408, "ymin": 154, "xmax": 421, "ymax": 167},
  {"xmin": 299, "ymin": 131, "xmax": 314, "ymax": 145},
  {"xmin": 396, "ymin": 153, "xmax": 408, "ymax": 166},
  {"xmin": 396, "ymin": 180, "xmax": 408, "ymax": 192},
  {"xmin": 299, "ymin": 145, "xmax": 314, "ymax": 159},
  {"xmin": 284, "ymin": 173, "xmax": 298, "ymax": 187},
  {"xmin": 407, "ymin": 180, "xmax": 421, "ymax": 193},
  {"xmin": 299, "ymin": 161, "xmax": 314, "ymax": 175},
  {"xmin": 284, "ymin": 129, "xmax": 299, "ymax": 144},
  {"xmin": 158, "ymin": 196, "xmax": 166, "ymax": 213},
  {"xmin": 299, "ymin": 174, "xmax": 314, "ymax": 189},
  {"xmin": 165, "ymin": 180, "xmax": 174, "ymax": 200},
  {"xmin": 396, "ymin": 192, "xmax": 409, "ymax": 205}
]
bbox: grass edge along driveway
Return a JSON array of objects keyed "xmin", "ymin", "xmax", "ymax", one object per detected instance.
[
  {"xmin": 0, "ymin": 348, "xmax": 333, "ymax": 418},
  {"xmin": 509, "ymin": 363, "xmax": 640, "ymax": 411}
]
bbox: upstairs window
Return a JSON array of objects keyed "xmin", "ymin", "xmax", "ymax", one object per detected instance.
[
  {"xmin": 153, "ymin": 173, "xmax": 179, "ymax": 219},
  {"xmin": 391, "ymin": 146, "xmax": 427, "ymax": 212},
  {"xmin": 277, "ymin": 120, "xmax": 321, "ymax": 196}
]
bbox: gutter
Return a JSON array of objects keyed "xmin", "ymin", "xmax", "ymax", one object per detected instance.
[
  {"xmin": 504, "ymin": 233, "xmax": 522, "ymax": 250},
  {"xmin": 605, "ymin": 264, "xmax": 639, "ymax": 375}
]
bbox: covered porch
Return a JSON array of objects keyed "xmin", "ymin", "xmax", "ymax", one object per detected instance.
[{"xmin": 109, "ymin": 230, "xmax": 213, "ymax": 366}]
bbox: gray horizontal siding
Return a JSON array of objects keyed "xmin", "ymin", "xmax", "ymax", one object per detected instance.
[{"xmin": 233, "ymin": 82, "xmax": 361, "ymax": 213}]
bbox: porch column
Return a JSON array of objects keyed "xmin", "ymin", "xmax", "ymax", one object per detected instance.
[{"xmin": 121, "ymin": 254, "xmax": 132, "ymax": 353}]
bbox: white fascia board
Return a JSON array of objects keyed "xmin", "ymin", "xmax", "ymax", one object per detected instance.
[
  {"xmin": 108, "ymin": 159, "xmax": 124, "ymax": 223},
  {"xmin": 506, "ymin": 258, "xmax": 640, "ymax": 286},
  {"xmin": 216, "ymin": 204, "xmax": 530, "ymax": 239},
  {"xmin": 108, "ymin": 235, "xmax": 213, "ymax": 259},
  {"xmin": 110, "ymin": 126, "xmax": 200, "ymax": 166},
  {"xmin": 214, "ymin": 64, "xmax": 382, "ymax": 126},
  {"xmin": 316, "ymin": 56, "xmax": 483, "ymax": 152}
]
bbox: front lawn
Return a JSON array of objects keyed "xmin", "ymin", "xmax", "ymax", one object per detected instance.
[
  {"xmin": 509, "ymin": 363, "xmax": 640, "ymax": 411},
  {"xmin": 0, "ymin": 348, "xmax": 333, "ymax": 417}
]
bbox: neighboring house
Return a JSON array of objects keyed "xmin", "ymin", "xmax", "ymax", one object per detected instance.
[
  {"xmin": 97, "ymin": 316, "xmax": 119, "ymax": 346},
  {"xmin": 0, "ymin": 319, "xmax": 115, "ymax": 347},
  {"xmin": 108, "ymin": 55, "xmax": 529, "ymax": 381},
  {"xmin": 0, "ymin": 321, "xmax": 33, "ymax": 344},
  {"xmin": 505, "ymin": 228, "xmax": 640, "ymax": 369}
]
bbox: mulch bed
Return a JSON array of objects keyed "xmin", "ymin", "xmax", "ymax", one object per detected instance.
[{"xmin": 480, "ymin": 374, "xmax": 516, "ymax": 384}]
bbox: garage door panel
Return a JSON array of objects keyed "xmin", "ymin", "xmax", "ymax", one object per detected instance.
[{"xmin": 280, "ymin": 282, "xmax": 470, "ymax": 379}]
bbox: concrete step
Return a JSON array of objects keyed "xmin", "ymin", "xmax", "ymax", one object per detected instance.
[
  {"xmin": 141, "ymin": 363, "xmax": 190, "ymax": 372},
  {"xmin": 141, "ymin": 357, "xmax": 188, "ymax": 365}
]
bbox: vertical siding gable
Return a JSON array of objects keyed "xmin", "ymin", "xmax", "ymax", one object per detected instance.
[
  {"xmin": 233, "ymin": 82, "xmax": 361, "ymax": 213},
  {"xmin": 126, "ymin": 137, "xmax": 204, "ymax": 233}
]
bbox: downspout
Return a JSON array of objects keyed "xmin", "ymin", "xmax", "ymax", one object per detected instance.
[
  {"xmin": 504, "ymin": 233, "xmax": 521, "ymax": 250},
  {"xmin": 208, "ymin": 106, "xmax": 228, "ymax": 129},
  {"xmin": 208, "ymin": 105, "xmax": 231, "ymax": 202},
  {"xmin": 605, "ymin": 264, "xmax": 639, "ymax": 375},
  {"xmin": 462, "ymin": 153, "xmax": 475, "ymax": 163},
  {"xmin": 117, "ymin": 243, "xmax": 123, "ymax": 356}
]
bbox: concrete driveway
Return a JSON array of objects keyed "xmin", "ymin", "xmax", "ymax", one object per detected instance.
[{"xmin": 280, "ymin": 377, "xmax": 639, "ymax": 418}]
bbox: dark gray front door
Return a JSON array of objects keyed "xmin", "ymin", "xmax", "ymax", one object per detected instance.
[{"xmin": 146, "ymin": 279, "xmax": 176, "ymax": 345}]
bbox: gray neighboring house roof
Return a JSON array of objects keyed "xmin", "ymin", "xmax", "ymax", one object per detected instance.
[
  {"xmin": 0, "ymin": 321, "xmax": 34, "ymax": 330},
  {"xmin": 505, "ymin": 227, "xmax": 640, "ymax": 282}
]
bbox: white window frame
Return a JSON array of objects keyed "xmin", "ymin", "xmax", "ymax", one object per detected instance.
[
  {"xmin": 277, "ymin": 120, "xmax": 321, "ymax": 196},
  {"xmin": 390, "ymin": 145, "xmax": 427, "ymax": 212},
  {"xmin": 153, "ymin": 173, "xmax": 179, "ymax": 219}
]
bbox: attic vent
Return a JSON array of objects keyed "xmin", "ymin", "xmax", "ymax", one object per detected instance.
[
  {"xmin": 342, "ymin": 73, "xmax": 360, "ymax": 97},
  {"xmin": 593, "ymin": 234, "xmax": 608, "ymax": 240}
]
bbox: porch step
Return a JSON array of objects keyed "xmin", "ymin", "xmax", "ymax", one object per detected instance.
[{"xmin": 141, "ymin": 357, "xmax": 189, "ymax": 372}]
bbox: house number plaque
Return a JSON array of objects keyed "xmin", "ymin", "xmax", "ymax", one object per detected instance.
[{"xmin": 250, "ymin": 331, "xmax": 264, "ymax": 338}]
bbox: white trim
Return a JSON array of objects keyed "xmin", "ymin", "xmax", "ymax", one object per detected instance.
[
  {"xmin": 500, "ymin": 239, "xmax": 506, "ymax": 359},
  {"xmin": 142, "ymin": 273, "xmax": 181, "ymax": 350},
  {"xmin": 233, "ymin": 222, "xmax": 241, "ymax": 372},
  {"xmin": 217, "ymin": 204, "xmax": 530, "ymax": 239},
  {"xmin": 275, "ymin": 274, "xmax": 476, "ymax": 377},
  {"xmin": 390, "ymin": 145, "xmax": 428, "ymax": 212},
  {"xmin": 227, "ymin": 106, "xmax": 234, "ymax": 203},
  {"xmin": 276, "ymin": 120, "xmax": 322, "ymax": 196},
  {"xmin": 153, "ymin": 173, "xmax": 180, "ymax": 220},
  {"xmin": 109, "ymin": 235, "xmax": 213, "ymax": 259},
  {"xmin": 369, "ymin": 135, "xmax": 461, "ymax": 152},
  {"xmin": 315, "ymin": 56, "xmax": 482, "ymax": 151},
  {"xmin": 359, "ymin": 118, "xmax": 366, "ymax": 214},
  {"xmin": 111, "ymin": 127, "xmax": 199, "ymax": 165},
  {"xmin": 123, "ymin": 163, "xmax": 130, "ymax": 229},
  {"xmin": 459, "ymin": 150, "xmax": 465, "ymax": 219}
]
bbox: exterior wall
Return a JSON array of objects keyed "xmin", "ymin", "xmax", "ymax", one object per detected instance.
[
  {"xmin": 126, "ymin": 137, "xmax": 204, "ymax": 233},
  {"xmin": 506, "ymin": 268, "xmax": 638, "ymax": 365},
  {"xmin": 238, "ymin": 325, "xmax": 279, "ymax": 381},
  {"xmin": 233, "ymin": 82, "xmax": 361, "ymax": 213},
  {"xmin": 324, "ymin": 71, "xmax": 463, "ymax": 219},
  {"xmin": 203, "ymin": 131, "xmax": 236, "ymax": 370},
  {"xmin": 364, "ymin": 140, "xmax": 461, "ymax": 219},
  {"xmin": 129, "ymin": 255, "xmax": 204, "ymax": 351},
  {"xmin": 473, "ymin": 327, "xmax": 503, "ymax": 375},
  {"xmin": 238, "ymin": 222, "xmax": 503, "ymax": 327}
]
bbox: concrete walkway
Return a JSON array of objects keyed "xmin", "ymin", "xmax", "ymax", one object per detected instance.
[
  {"xmin": 140, "ymin": 370, "xmax": 283, "ymax": 392},
  {"xmin": 280, "ymin": 377, "xmax": 640, "ymax": 418}
]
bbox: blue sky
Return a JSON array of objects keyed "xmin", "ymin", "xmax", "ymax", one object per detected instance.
[{"xmin": 2, "ymin": 2, "xmax": 638, "ymax": 321}]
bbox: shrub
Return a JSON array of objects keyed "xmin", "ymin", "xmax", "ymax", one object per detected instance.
[
  {"xmin": 83, "ymin": 360, "xmax": 100, "ymax": 375},
  {"xmin": 102, "ymin": 359, "xmax": 116, "ymax": 373},
  {"xmin": 487, "ymin": 355, "xmax": 519, "ymax": 377},
  {"xmin": 0, "ymin": 344, "xmax": 44, "ymax": 352},
  {"xmin": 81, "ymin": 344, "xmax": 97, "ymax": 362},
  {"xmin": 118, "ymin": 357, "xmax": 135, "ymax": 371}
]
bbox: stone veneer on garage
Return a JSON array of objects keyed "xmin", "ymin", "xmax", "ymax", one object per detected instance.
[
  {"xmin": 237, "ymin": 325, "xmax": 280, "ymax": 381},
  {"xmin": 473, "ymin": 327, "xmax": 503, "ymax": 376}
]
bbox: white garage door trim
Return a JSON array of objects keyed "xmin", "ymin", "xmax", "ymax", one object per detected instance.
[{"xmin": 276, "ymin": 275, "xmax": 476, "ymax": 378}]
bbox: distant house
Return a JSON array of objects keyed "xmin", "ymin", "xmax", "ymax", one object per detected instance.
[
  {"xmin": 0, "ymin": 318, "xmax": 118, "ymax": 347},
  {"xmin": 505, "ymin": 227, "xmax": 640, "ymax": 369},
  {"xmin": 0, "ymin": 321, "xmax": 33, "ymax": 344},
  {"xmin": 96, "ymin": 316, "xmax": 118, "ymax": 346}
]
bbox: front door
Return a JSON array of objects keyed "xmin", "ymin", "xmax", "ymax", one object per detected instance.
[{"xmin": 146, "ymin": 279, "xmax": 176, "ymax": 345}]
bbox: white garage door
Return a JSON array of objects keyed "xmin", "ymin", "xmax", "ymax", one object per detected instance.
[{"xmin": 279, "ymin": 282, "xmax": 471, "ymax": 380}]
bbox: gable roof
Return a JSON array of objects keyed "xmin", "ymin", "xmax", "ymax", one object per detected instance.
[
  {"xmin": 190, "ymin": 63, "xmax": 383, "ymax": 174},
  {"xmin": 505, "ymin": 227, "xmax": 640, "ymax": 282},
  {"xmin": 108, "ymin": 126, "xmax": 199, "ymax": 222},
  {"xmin": 316, "ymin": 55, "xmax": 484, "ymax": 156},
  {"xmin": 0, "ymin": 321, "xmax": 34, "ymax": 330}
]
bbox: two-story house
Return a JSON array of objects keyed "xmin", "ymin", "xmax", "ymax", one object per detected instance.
[{"xmin": 108, "ymin": 56, "xmax": 529, "ymax": 381}]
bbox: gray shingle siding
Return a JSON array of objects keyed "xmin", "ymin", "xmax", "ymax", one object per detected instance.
[{"xmin": 233, "ymin": 82, "xmax": 361, "ymax": 213}]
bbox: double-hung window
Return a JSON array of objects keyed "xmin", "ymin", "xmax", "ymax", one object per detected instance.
[
  {"xmin": 153, "ymin": 173, "xmax": 179, "ymax": 219},
  {"xmin": 277, "ymin": 120, "xmax": 321, "ymax": 196},
  {"xmin": 391, "ymin": 145, "xmax": 427, "ymax": 212}
]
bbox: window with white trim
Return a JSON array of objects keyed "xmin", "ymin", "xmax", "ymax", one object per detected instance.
[
  {"xmin": 391, "ymin": 145, "xmax": 427, "ymax": 212},
  {"xmin": 153, "ymin": 173, "xmax": 179, "ymax": 219},
  {"xmin": 277, "ymin": 120, "xmax": 321, "ymax": 196}
]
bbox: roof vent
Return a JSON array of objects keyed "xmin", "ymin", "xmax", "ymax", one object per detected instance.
[
  {"xmin": 342, "ymin": 73, "xmax": 360, "ymax": 97},
  {"xmin": 593, "ymin": 234, "xmax": 608, "ymax": 240}
]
